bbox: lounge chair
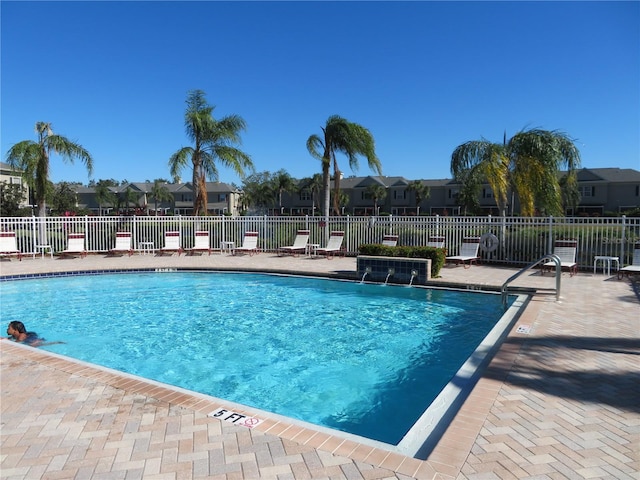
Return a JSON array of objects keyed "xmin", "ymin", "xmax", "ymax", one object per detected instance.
[
  {"xmin": 234, "ymin": 231, "xmax": 259, "ymax": 256},
  {"xmin": 543, "ymin": 239, "xmax": 578, "ymax": 276},
  {"xmin": 317, "ymin": 231, "xmax": 345, "ymax": 259},
  {"xmin": 0, "ymin": 232, "xmax": 22, "ymax": 261},
  {"xmin": 60, "ymin": 233, "xmax": 87, "ymax": 258},
  {"xmin": 618, "ymin": 242, "xmax": 640, "ymax": 279},
  {"xmin": 426, "ymin": 236, "xmax": 445, "ymax": 248},
  {"xmin": 187, "ymin": 231, "xmax": 211, "ymax": 255},
  {"xmin": 278, "ymin": 229, "xmax": 310, "ymax": 256},
  {"xmin": 446, "ymin": 237, "xmax": 480, "ymax": 268},
  {"xmin": 159, "ymin": 231, "xmax": 183, "ymax": 256},
  {"xmin": 382, "ymin": 234, "xmax": 398, "ymax": 247},
  {"xmin": 109, "ymin": 232, "xmax": 133, "ymax": 256}
]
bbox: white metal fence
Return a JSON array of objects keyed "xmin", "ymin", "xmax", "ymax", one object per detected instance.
[{"xmin": 2, "ymin": 215, "xmax": 639, "ymax": 270}]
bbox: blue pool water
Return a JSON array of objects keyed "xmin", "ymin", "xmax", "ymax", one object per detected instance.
[{"xmin": 0, "ymin": 272, "xmax": 512, "ymax": 445}]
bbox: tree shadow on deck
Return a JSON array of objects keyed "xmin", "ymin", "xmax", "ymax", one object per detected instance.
[{"xmin": 484, "ymin": 335, "xmax": 640, "ymax": 413}]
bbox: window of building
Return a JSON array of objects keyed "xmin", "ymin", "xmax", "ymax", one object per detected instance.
[
  {"xmin": 299, "ymin": 190, "xmax": 311, "ymax": 201},
  {"xmin": 482, "ymin": 188, "xmax": 493, "ymax": 199},
  {"xmin": 218, "ymin": 193, "xmax": 227, "ymax": 202},
  {"xmin": 579, "ymin": 186, "xmax": 595, "ymax": 197},
  {"xmin": 393, "ymin": 190, "xmax": 406, "ymax": 200},
  {"xmin": 448, "ymin": 188, "xmax": 459, "ymax": 199}
]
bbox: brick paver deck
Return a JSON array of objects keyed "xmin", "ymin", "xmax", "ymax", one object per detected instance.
[{"xmin": 1, "ymin": 253, "xmax": 638, "ymax": 479}]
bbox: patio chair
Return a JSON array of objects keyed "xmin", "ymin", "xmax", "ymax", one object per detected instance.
[
  {"xmin": 0, "ymin": 232, "xmax": 22, "ymax": 261},
  {"xmin": 618, "ymin": 242, "xmax": 640, "ymax": 279},
  {"xmin": 159, "ymin": 231, "xmax": 183, "ymax": 256},
  {"xmin": 187, "ymin": 231, "xmax": 211, "ymax": 255},
  {"xmin": 60, "ymin": 233, "xmax": 87, "ymax": 258},
  {"xmin": 445, "ymin": 237, "xmax": 480, "ymax": 268},
  {"xmin": 109, "ymin": 232, "xmax": 133, "ymax": 256},
  {"xmin": 316, "ymin": 231, "xmax": 345, "ymax": 259},
  {"xmin": 426, "ymin": 236, "xmax": 445, "ymax": 248},
  {"xmin": 233, "ymin": 231, "xmax": 259, "ymax": 256},
  {"xmin": 278, "ymin": 229, "xmax": 310, "ymax": 256},
  {"xmin": 382, "ymin": 234, "xmax": 398, "ymax": 247},
  {"xmin": 543, "ymin": 239, "xmax": 578, "ymax": 276}
]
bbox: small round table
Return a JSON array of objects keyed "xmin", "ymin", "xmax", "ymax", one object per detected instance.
[
  {"xmin": 34, "ymin": 245, "xmax": 54, "ymax": 259},
  {"xmin": 593, "ymin": 256, "xmax": 619, "ymax": 276},
  {"xmin": 220, "ymin": 241, "xmax": 235, "ymax": 255},
  {"xmin": 138, "ymin": 242, "xmax": 155, "ymax": 255}
]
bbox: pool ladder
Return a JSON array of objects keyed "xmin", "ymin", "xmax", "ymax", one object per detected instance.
[{"xmin": 501, "ymin": 254, "xmax": 562, "ymax": 308}]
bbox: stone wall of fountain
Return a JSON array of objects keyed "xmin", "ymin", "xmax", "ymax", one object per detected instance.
[{"xmin": 356, "ymin": 255, "xmax": 432, "ymax": 285}]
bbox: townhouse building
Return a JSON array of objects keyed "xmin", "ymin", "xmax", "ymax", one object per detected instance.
[{"xmin": 2, "ymin": 164, "xmax": 638, "ymax": 217}]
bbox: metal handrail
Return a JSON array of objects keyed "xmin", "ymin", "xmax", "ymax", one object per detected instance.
[{"xmin": 501, "ymin": 254, "xmax": 562, "ymax": 307}]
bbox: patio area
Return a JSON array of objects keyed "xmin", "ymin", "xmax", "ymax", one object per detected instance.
[{"xmin": 1, "ymin": 253, "xmax": 638, "ymax": 479}]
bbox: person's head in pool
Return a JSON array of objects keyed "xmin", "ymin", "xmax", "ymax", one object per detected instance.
[{"xmin": 6, "ymin": 321, "xmax": 27, "ymax": 340}]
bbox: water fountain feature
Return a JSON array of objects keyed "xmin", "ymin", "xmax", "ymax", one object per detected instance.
[
  {"xmin": 361, "ymin": 266, "xmax": 372, "ymax": 283},
  {"xmin": 384, "ymin": 268, "xmax": 395, "ymax": 285},
  {"xmin": 409, "ymin": 270, "xmax": 418, "ymax": 286}
]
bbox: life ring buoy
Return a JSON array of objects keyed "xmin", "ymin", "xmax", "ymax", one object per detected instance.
[{"xmin": 480, "ymin": 233, "xmax": 499, "ymax": 253}]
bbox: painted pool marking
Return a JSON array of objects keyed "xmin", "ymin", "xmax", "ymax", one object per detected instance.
[
  {"xmin": 209, "ymin": 408, "xmax": 263, "ymax": 429},
  {"xmin": 516, "ymin": 324, "xmax": 531, "ymax": 334}
]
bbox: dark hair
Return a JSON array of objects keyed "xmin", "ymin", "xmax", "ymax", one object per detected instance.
[{"xmin": 8, "ymin": 321, "xmax": 26, "ymax": 334}]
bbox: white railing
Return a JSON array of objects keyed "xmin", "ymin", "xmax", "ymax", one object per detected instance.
[{"xmin": 1, "ymin": 215, "xmax": 638, "ymax": 270}]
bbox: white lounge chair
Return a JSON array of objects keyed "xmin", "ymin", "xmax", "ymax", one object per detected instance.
[
  {"xmin": 618, "ymin": 242, "xmax": 640, "ymax": 279},
  {"xmin": 317, "ymin": 231, "xmax": 345, "ymax": 259},
  {"xmin": 0, "ymin": 232, "xmax": 22, "ymax": 261},
  {"xmin": 446, "ymin": 237, "xmax": 480, "ymax": 268},
  {"xmin": 234, "ymin": 231, "xmax": 259, "ymax": 256},
  {"xmin": 543, "ymin": 239, "xmax": 578, "ymax": 276},
  {"xmin": 278, "ymin": 229, "xmax": 310, "ymax": 256},
  {"xmin": 109, "ymin": 232, "xmax": 133, "ymax": 256},
  {"xmin": 426, "ymin": 236, "xmax": 445, "ymax": 248},
  {"xmin": 159, "ymin": 231, "xmax": 183, "ymax": 256},
  {"xmin": 382, "ymin": 234, "xmax": 398, "ymax": 247},
  {"xmin": 187, "ymin": 231, "xmax": 211, "ymax": 255},
  {"xmin": 60, "ymin": 233, "xmax": 87, "ymax": 258}
]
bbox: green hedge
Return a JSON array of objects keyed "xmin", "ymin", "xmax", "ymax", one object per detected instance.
[{"xmin": 358, "ymin": 244, "xmax": 447, "ymax": 278}]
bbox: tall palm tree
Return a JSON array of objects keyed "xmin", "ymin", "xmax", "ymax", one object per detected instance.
[
  {"xmin": 169, "ymin": 90, "xmax": 253, "ymax": 215},
  {"xmin": 405, "ymin": 180, "xmax": 430, "ymax": 215},
  {"xmin": 450, "ymin": 128, "xmax": 581, "ymax": 216},
  {"xmin": 307, "ymin": 115, "xmax": 381, "ymax": 218},
  {"xmin": 6, "ymin": 121, "xmax": 93, "ymax": 218},
  {"xmin": 365, "ymin": 183, "xmax": 387, "ymax": 215}
]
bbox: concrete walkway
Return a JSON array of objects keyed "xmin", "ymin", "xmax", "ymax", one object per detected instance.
[{"xmin": 1, "ymin": 252, "xmax": 638, "ymax": 479}]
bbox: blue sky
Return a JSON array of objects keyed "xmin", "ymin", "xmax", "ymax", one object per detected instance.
[{"xmin": 2, "ymin": 1, "xmax": 638, "ymax": 187}]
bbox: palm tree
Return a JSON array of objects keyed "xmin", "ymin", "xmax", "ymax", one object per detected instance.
[
  {"xmin": 169, "ymin": 90, "xmax": 253, "ymax": 215},
  {"xmin": 6, "ymin": 121, "xmax": 93, "ymax": 218},
  {"xmin": 94, "ymin": 180, "xmax": 117, "ymax": 215},
  {"xmin": 149, "ymin": 180, "xmax": 173, "ymax": 216},
  {"xmin": 405, "ymin": 180, "xmax": 430, "ymax": 215},
  {"xmin": 307, "ymin": 115, "xmax": 381, "ymax": 218},
  {"xmin": 270, "ymin": 169, "xmax": 296, "ymax": 213},
  {"xmin": 450, "ymin": 128, "xmax": 581, "ymax": 216},
  {"xmin": 365, "ymin": 183, "xmax": 387, "ymax": 215}
]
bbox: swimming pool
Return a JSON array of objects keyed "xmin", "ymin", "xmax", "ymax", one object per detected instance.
[{"xmin": 0, "ymin": 271, "xmax": 524, "ymax": 455}]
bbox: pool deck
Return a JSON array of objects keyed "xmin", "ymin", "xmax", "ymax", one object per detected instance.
[{"xmin": 1, "ymin": 252, "xmax": 638, "ymax": 479}]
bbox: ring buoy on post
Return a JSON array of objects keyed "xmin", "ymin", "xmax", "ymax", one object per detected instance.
[{"xmin": 479, "ymin": 232, "xmax": 499, "ymax": 253}]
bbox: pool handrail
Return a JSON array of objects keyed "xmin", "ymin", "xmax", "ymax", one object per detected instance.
[{"xmin": 501, "ymin": 254, "xmax": 561, "ymax": 308}]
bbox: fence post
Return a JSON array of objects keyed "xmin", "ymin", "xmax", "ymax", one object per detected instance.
[
  {"xmin": 547, "ymin": 216, "xmax": 554, "ymax": 254},
  {"xmin": 620, "ymin": 215, "xmax": 627, "ymax": 262}
]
